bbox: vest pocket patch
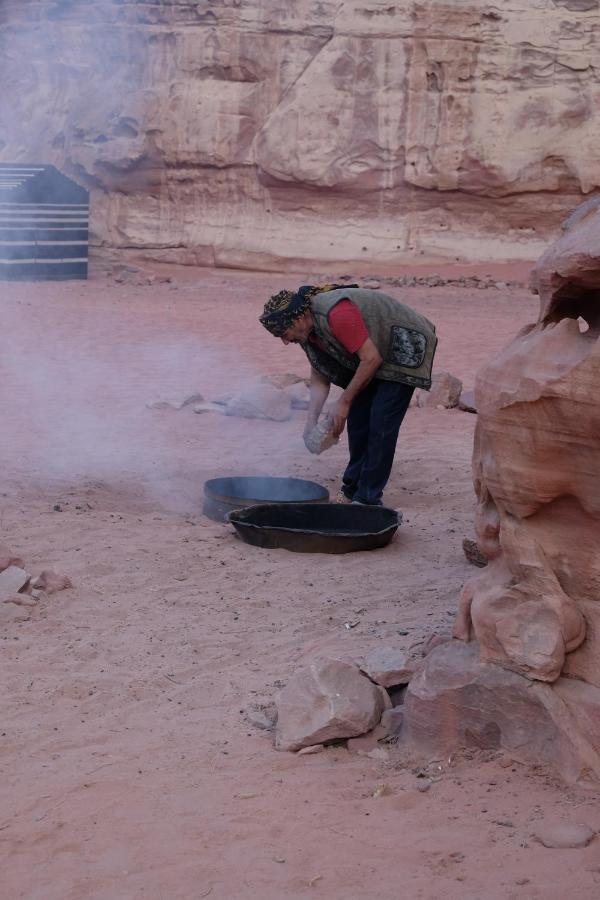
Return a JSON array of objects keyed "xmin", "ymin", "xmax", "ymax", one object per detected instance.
[{"xmin": 389, "ymin": 326, "xmax": 427, "ymax": 368}]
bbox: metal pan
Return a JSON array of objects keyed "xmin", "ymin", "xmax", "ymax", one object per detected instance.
[
  {"xmin": 203, "ymin": 475, "xmax": 329, "ymax": 523},
  {"xmin": 228, "ymin": 502, "xmax": 400, "ymax": 553}
]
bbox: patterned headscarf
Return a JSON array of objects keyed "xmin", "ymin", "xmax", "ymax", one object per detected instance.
[{"xmin": 259, "ymin": 284, "xmax": 358, "ymax": 337}]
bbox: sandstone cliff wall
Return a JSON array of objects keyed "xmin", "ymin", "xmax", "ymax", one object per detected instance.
[{"xmin": 1, "ymin": 0, "xmax": 599, "ymax": 270}]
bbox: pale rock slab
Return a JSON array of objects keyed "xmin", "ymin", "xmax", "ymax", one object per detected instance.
[
  {"xmin": 224, "ymin": 383, "xmax": 292, "ymax": 422},
  {"xmin": 275, "ymin": 657, "xmax": 386, "ymax": 752},
  {"xmin": 0, "ymin": 566, "xmax": 30, "ymax": 602}
]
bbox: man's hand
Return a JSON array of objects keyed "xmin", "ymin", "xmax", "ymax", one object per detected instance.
[{"xmin": 331, "ymin": 397, "xmax": 351, "ymax": 438}]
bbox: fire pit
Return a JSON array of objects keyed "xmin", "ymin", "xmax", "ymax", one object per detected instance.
[
  {"xmin": 203, "ymin": 476, "xmax": 329, "ymax": 523},
  {"xmin": 228, "ymin": 503, "xmax": 400, "ymax": 553}
]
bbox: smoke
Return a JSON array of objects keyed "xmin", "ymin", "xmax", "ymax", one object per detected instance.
[{"xmin": 0, "ymin": 290, "xmax": 320, "ymax": 514}]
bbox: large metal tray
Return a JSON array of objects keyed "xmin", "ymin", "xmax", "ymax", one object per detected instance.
[
  {"xmin": 228, "ymin": 502, "xmax": 400, "ymax": 553},
  {"xmin": 203, "ymin": 476, "xmax": 329, "ymax": 523}
]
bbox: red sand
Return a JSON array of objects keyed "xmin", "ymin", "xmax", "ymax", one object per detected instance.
[{"xmin": 2, "ymin": 266, "xmax": 600, "ymax": 899}]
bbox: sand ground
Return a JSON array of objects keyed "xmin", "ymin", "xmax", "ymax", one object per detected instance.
[{"xmin": 2, "ymin": 264, "xmax": 600, "ymax": 899}]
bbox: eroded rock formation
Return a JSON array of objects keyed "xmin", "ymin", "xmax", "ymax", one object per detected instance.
[
  {"xmin": 1, "ymin": 0, "xmax": 599, "ymax": 269},
  {"xmin": 405, "ymin": 201, "xmax": 600, "ymax": 783}
]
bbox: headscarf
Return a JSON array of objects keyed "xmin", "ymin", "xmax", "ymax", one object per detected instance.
[{"xmin": 259, "ymin": 283, "xmax": 358, "ymax": 337}]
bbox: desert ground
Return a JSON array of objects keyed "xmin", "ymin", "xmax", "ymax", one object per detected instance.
[{"xmin": 2, "ymin": 263, "xmax": 600, "ymax": 900}]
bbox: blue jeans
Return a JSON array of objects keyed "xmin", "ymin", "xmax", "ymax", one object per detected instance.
[{"xmin": 342, "ymin": 379, "xmax": 414, "ymax": 505}]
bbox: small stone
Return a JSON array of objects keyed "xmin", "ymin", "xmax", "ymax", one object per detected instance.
[
  {"xmin": 297, "ymin": 744, "xmax": 324, "ymax": 755},
  {"xmin": 247, "ymin": 709, "xmax": 275, "ymax": 731},
  {"xmin": 366, "ymin": 747, "xmax": 389, "ymax": 761},
  {"xmin": 463, "ymin": 538, "xmax": 487, "ymax": 568},
  {"xmin": 533, "ymin": 822, "xmax": 595, "ymax": 849},
  {"xmin": 416, "ymin": 778, "xmax": 432, "ymax": 792},
  {"xmin": 193, "ymin": 402, "xmax": 224, "ymax": 414},
  {"xmin": 0, "ymin": 544, "xmax": 24, "ymax": 574},
  {"xmin": 372, "ymin": 783, "xmax": 392, "ymax": 798},
  {"xmin": 458, "ymin": 390, "xmax": 477, "ymax": 414},
  {"xmin": 380, "ymin": 708, "xmax": 404, "ymax": 736},
  {"xmin": 515, "ymin": 878, "xmax": 530, "ymax": 886},
  {"xmin": 31, "ymin": 570, "xmax": 72, "ymax": 595}
]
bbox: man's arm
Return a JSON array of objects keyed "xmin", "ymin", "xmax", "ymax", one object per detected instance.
[
  {"xmin": 304, "ymin": 366, "xmax": 331, "ymax": 436},
  {"xmin": 331, "ymin": 338, "xmax": 383, "ymax": 437}
]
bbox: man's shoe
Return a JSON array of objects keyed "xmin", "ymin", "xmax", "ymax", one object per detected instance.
[{"xmin": 351, "ymin": 498, "xmax": 383, "ymax": 507}]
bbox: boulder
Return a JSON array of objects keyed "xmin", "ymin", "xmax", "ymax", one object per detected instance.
[
  {"xmin": 402, "ymin": 640, "xmax": 600, "ymax": 784},
  {"xmin": 361, "ymin": 645, "xmax": 419, "ymax": 687},
  {"xmin": 275, "ymin": 657, "xmax": 386, "ymax": 752},
  {"xmin": 416, "ymin": 372, "xmax": 463, "ymax": 409},
  {"xmin": 224, "ymin": 383, "xmax": 292, "ymax": 422}
]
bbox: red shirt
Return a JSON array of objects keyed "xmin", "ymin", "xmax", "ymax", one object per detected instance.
[{"xmin": 309, "ymin": 299, "xmax": 369, "ymax": 354}]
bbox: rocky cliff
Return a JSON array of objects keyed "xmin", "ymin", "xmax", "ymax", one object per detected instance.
[{"xmin": 1, "ymin": 0, "xmax": 599, "ymax": 270}]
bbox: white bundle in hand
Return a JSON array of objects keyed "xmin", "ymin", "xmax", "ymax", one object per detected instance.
[{"xmin": 303, "ymin": 415, "xmax": 339, "ymax": 455}]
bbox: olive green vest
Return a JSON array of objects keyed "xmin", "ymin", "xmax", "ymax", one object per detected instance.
[{"xmin": 302, "ymin": 288, "xmax": 437, "ymax": 390}]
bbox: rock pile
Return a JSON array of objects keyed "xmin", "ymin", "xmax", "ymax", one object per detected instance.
[
  {"xmin": 274, "ymin": 640, "xmax": 430, "ymax": 753},
  {"xmin": 0, "ymin": 544, "xmax": 72, "ymax": 624}
]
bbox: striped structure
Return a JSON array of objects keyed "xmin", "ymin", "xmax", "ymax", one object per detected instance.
[{"xmin": 0, "ymin": 164, "xmax": 89, "ymax": 280}]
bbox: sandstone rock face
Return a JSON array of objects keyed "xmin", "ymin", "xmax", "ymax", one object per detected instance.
[
  {"xmin": 2, "ymin": 2, "xmax": 599, "ymax": 269},
  {"xmin": 275, "ymin": 657, "xmax": 386, "ymax": 752},
  {"xmin": 398, "ymin": 205, "xmax": 600, "ymax": 784},
  {"xmin": 453, "ymin": 202, "xmax": 600, "ymax": 684}
]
